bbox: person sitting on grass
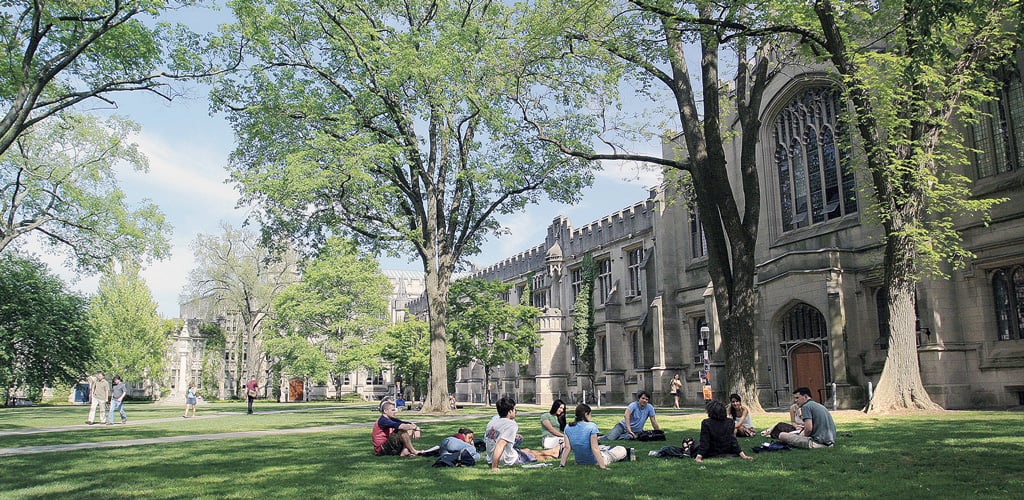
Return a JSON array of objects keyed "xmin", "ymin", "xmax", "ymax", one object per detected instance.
[
  {"xmin": 420, "ymin": 427, "xmax": 481, "ymax": 461},
  {"xmin": 694, "ymin": 400, "xmax": 755, "ymax": 463},
  {"xmin": 485, "ymin": 397, "xmax": 561, "ymax": 470},
  {"xmin": 372, "ymin": 401, "xmax": 422, "ymax": 457},
  {"xmin": 540, "ymin": 399, "xmax": 568, "ymax": 450},
  {"xmin": 599, "ymin": 390, "xmax": 661, "ymax": 441},
  {"xmin": 559, "ymin": 403, "xmax": 631, "ymax": 469},
  {"xmin": 728, "ymin": 393, "xmax": 756, "ymax": 437},
  {"xmin": 777, "ymin": 387, "xmax": 836, "ymax": 449}
]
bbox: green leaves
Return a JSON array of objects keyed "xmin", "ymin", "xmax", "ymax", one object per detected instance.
[
  {"xmin": 0, "ymin": 254, "xmax": 93, "ymax": 400},
  {"xmin": 266, "ymin": 237, "xmax": 391, "ymax": 379},
  {"xmin": 87, "ymin": 261, "xmax": 168, "ymax": 384},
  {"xmin": 447, "ymin": 278, "xmax": 541, "ymax": 373}
]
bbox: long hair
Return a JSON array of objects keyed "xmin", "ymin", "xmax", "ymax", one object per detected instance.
[
  {"xmin": 570, "ymin": 403, "xmax": 591, "ymax": 426},
  {"xmin": 728, "ymin": 393, "xmax": 742, "ymax": 418},
  {"xmin": 549, "ymin": 399, "xmax": 567, "ymax": 431}
]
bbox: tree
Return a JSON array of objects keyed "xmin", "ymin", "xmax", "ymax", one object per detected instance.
[
  {"xmin": 265, "ymin": 237, "xmax": 391, "ymax": 385},
  {"xmin": 0, "ymin": 112, "xmax": 171, "ymax": 269},
  {"xmin": 213, "ymin": 0, "xmax": 599, "ymax": 411},
  {"xmin": 797, "ymin": 0, "xmax": 1023, "ymax": 412},
  {"xmin": 517, "ymin": 0, "xmax": 797, "ymax": 408},
  {"xmin": 0, "ymin": 253, "xmax": 92, "ymax": 405},
  {"xmin": 572, "ymin": 254, "xmax": 597, "ymax": 393},
  {"xmin": 87, "ymin": 260, "xmax": 168, "ymax": 392},
  {"xmin": 379, "ymin": 319, "xmax": 431, "ymax": 400},
  {"xmin": 184, "ymin": 224, "xmax": 299, "ymax": 394},
  {"xmin": 0, "ymin": 0, "xmax": 222, "ymax": 160},
  {"xmin": 447, "ymin": 279, "xmax": 541, "ymax": 406}
]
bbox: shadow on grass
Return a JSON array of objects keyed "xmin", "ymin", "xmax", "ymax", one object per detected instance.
[{"xmin": 0, "ymin": 412, "xmax": 1022, "ymax": 498}]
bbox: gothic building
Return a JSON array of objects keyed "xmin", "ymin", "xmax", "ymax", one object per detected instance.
[{"xmin": 440, "ymin": 58, "xmax": 1024, "ymax": 410}]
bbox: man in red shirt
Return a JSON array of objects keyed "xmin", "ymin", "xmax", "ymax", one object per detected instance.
[
  {"xmin": 245, "ymin": 376, "xmax": 258, "ymax": 414},
  {"xmin": 372, "ymin": 401, "xmax": 422, "ymax": 456}
]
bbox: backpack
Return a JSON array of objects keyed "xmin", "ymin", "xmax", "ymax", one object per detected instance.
[
  {"xmin": 636, "ymin": 429, "xmax": 667, "ymax": 441},
  {"xmin": 752, "ymin": 442, "xmax": 791, "ymax": 453}
]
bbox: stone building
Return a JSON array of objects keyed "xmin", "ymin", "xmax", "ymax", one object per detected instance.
[
  {"xmin": 437, "ymin": 57, "xmax": 1024, "ymax": 410},
  {"xmin": 171, "ymin": 268, "xmax": 425, "ymax": 402}
]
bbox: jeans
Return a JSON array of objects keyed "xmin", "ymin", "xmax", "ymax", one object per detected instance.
[
  {"xmin": 599, "ymin": 421, "xmax": 635, "ymax": 441},
  {"xmin": 109, "ymin": 400, "xmax": 126, "ymax": 422},
  {"xmin": 440, "ymin": 436, "xmax": 481, "ymax": 461},
  {"xmin": 247, "ymin": 395, "xmax": 255, "ymax": 414}
]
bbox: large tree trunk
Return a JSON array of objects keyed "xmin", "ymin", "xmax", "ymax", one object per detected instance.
[
  {"xmin": 423, "ymin": 263, "xmax": 453, "ymax": 412},
  {"xmin": 868, "ymin": 231, "xmax": 942, "ymax": 413}
]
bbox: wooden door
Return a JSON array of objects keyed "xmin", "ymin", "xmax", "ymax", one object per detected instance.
[
  {"xmin": 289, "ymin": 379, "xmax": 304, "ymax": 402},
  {"xmin": 791, "ymin": 344, "xmax": 825, "ymax": 403}
]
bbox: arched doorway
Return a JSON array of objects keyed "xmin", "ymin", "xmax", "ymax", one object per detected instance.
[
  {"xmin": 778, "ymin": 303, "xmax": 832, "ymax": 404},
  {"xmin": 289, "ymin": 378, "xmax": 304, "ymax": 402},
  {"xmin": 790, "ymin": 344, "xmax": 825, "ymax": 403}
]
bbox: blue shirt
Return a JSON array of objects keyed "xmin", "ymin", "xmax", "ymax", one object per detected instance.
[
  {"xmin": 564, "ymin": 421, "xmax": 600, "ymax": 465},
  {"xmin": 622, "ymin": 401, "xmax": 656, "ymax": 432}
]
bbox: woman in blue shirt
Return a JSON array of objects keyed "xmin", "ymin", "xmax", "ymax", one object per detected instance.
[{"xmin": 558, "ymin": 403, "xmax": 631, "ymax": 469}]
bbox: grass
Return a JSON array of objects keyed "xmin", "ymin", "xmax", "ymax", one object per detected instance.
[{"xmin": 0, "ymin": 403, "xmax": 1021, "ymax": 499}]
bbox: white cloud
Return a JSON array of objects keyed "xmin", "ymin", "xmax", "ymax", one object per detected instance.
[
  {"xmin": 595, "ymin": 158, "xmax": 663, "ymax": 189},
  {"xmin": 127, "ymin": 131, "xmax": 239, "ymax": 205}
]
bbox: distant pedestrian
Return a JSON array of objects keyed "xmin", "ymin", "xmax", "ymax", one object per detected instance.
[
  {"xmin": 183, "ymin": 382, "xmax": 197, "ymax": 418},
  {"xmin": 86, "ymin": 372, "xmax": 110, "ymax": 425},
  {"xmin": 671, "ymin": 374, "xmax": 683, "ymax": 409},
  {"xmin": 108, "ymin": 376, "xmax": 128, "ymax": 424},
  {"xmin": 245, "ymin": 376, "xmax": 258, "ymax": 414}
]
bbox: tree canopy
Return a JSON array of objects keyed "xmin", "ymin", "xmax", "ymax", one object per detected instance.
[
  {"xmin": 0, "ymin": 253, "xmax": 93, "ymax": 404},
  {"xmin": 379, "ymin": 319, "xmax": 430, "ymax": 400},
  {"xmin": 0, "ymin": 112, "xmax": 171, "ymax": 270},
  {"xmin": 213, "ymin": 0, "xmax": 601, "ymax": 410},
  {"xmin": 265, "ymin": 237, "xmax": 391, "ymax": 384},
  {"xmin": 447, "ymin": 278, "xmax": 540, "ymax": 405},
  {"xmin": 87, "ymin": 261, "xmax": 169, "ymax": 386}
]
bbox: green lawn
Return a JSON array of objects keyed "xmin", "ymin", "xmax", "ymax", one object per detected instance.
[{"xmin": 0, "ymin": 403, "xmax": 1020, "ymax": 499}]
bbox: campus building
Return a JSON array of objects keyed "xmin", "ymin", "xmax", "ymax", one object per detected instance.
[
  {"xmin": 437, "ymin": 58, "xmax": 1024, "ymax": 410},
  {"xmin": 170, "ymin": 269, "xmax": 424, "ymax": 402}
]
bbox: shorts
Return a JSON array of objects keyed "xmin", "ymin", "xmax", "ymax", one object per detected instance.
[
  {"xmin": 186, "ymin": 398, "xmax": 197, "ymax": 405},
  {"xmin": 514, "ymin": 449, "xmax": 537, "ymax": 465},
  {"xmin": 380, "ymin": 431, "xmax": 406, "ymax": 455},
  {"xmin": 542, "ymin": 436, "xmax": 563, "ymax": 450}
]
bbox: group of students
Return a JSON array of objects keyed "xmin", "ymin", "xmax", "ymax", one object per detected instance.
[{"xmin": 371, "ymin": 386, "xmax": 836, "ymax": 469}]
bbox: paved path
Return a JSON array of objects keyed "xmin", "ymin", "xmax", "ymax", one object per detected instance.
[{"xmin": 0, "ymin": 407, "xmax": 483, "ymax": 457}]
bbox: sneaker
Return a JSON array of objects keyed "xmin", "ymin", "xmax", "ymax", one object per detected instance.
[
  {"xmin": 648, "ymin": 450, "xmax": 659, "ymax": 457},
  {"xmin": 85, "ymin": 421, "xmax": 93, "ymax": 425},
  {"xmin": 105, "ymin": 422, "xmax": 112, "ymax": 425},
  {"xmin": 121, "ymin": 419, "xmax": 127, "ymax": 424}
]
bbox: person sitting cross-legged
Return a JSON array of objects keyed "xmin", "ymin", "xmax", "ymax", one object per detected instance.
[
  {"xmin": 559, "ymin": 403, "xmax": 631, "ymax": 469},
  {"xmin": 693, "ymin": 400, "xmax": 755, "ymax": 463},
  {"xmin": 777, "ymin": 387, "xmax": 837, "ymax": 449},
  {"xmin": 485, "ymin": 397, "xmax": 561, "ymax": 470},
  {"xmin": 599, "ymin": 390, "xmax": 660, "ymax": 441},
  {"xmin": 372, "ymin": 401, "xmax": 422, "ymax": 457}
]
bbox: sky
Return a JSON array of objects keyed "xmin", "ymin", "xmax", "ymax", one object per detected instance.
[{"xmin": 27, "ymin": 4, "xmax": 664, "ymax": 319}]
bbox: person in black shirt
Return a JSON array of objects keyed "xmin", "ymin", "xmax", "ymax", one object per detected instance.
[{"xmin": 694, "ymin": 400, "xmax": 754, "ymax": 463}]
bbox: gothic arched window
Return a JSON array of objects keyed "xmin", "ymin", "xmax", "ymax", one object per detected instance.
[
  {"xmin": 973, "ymin": 67, "xmax": 1024, "ymax": 178},
  {"xmin": 774, "ymin": 87, "xmax": 857, "ymax": 232}
]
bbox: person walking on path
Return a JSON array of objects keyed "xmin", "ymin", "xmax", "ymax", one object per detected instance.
[
  {"xmin": 670, "ymin": 374, "xmax": 683, "ymax": 409},
  {"xmin": 245, "ymin": 376, "xmax": 258, "ymax": 414},
  {"xmin": 108, "ymin": 376, "xmax": 128, "ymax": 425},
  {"xmin": 183, "ymin": 382, "xmax": 198, "ymax": 418},
  {"xmin": 86, "ymin": 372, "xmax": 110, "ymax": 425}
]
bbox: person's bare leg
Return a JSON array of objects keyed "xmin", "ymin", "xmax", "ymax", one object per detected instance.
[
  {"xmin": 398, "ymin": 430, "xmax": 419, "ymax": 456},
  {"xmin": 522, "ymin": 447, "xmax": 561, "ymax": 460}
]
